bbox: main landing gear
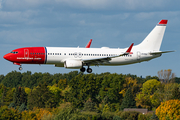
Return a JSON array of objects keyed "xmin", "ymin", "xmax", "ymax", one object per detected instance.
[{"xmin": 80, "ymin": 66, "xmax": 92, "ymax": 73}]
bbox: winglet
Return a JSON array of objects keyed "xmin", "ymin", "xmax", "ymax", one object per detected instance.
[
  {"xmin": 126, "ymin": 43, "xmax": 134, "ymax": 53},
  {"xmin": 86, "ymin": 39, "xmax": 92, "ymax": 48}
]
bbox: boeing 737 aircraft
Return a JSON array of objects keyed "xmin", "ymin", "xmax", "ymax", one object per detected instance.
[{"xmin": 3, "ymin": 20, "xmax": 173, "ymax": 73}]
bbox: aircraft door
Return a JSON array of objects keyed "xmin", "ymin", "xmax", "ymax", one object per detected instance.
[
  {"xmin": 24, "ymin": 49, "xmax": 29, "ymax": 58},
  {"xmin": 137, "ymin": 51, "xmax": 141, "ymax": 60}
]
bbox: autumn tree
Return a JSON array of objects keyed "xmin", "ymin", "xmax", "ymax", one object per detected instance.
[
  {"xmin": 158, "ymin": 69, "xmax": 175, "ymax": 83},
  {"xmin": 156, "ymin": 99, "xmax": 180, "ymax": 120},
  {"xmin": 119, "ymin": 77, "xmax": 140, "ymax": 97}
]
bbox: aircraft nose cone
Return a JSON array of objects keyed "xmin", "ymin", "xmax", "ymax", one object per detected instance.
[{"xmin": 3, "ymin": 53, "xmax": 11, "ymax": 61}]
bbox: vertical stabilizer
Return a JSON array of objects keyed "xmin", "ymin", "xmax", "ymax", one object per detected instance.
[{"xmin": 135, "ymin": 20, "xmax": 168, "ymax": 51}]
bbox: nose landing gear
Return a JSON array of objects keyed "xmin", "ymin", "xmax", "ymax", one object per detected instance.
[{"xmin": 19, "ymin": 66, "xmax": 23, "ymax": 71}]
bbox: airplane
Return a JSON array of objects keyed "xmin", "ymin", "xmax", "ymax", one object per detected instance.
[{"xmin": 3, "ymin": 19, "xmax": 174, "ymax": 73}]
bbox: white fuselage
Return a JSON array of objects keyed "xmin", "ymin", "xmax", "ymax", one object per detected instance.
[{"xmin": 46, "ymin": 47, "xmax": 161, "ymax": 67}]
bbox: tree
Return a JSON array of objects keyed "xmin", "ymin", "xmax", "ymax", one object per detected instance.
[
  {"xmin": 119, "ymin": 77, "xmax": 140, "ymax": 97},
  {"xmin": 13, "ymin": 87, "xmax": 27, "ymax": 106},
  {"xmin": 21, "ymin": 71, "xmax": 32, "ymax": 87},
  {"xmin": 158, "ymin": 69, "xmax": 175, "ymax": 83},
  {"xmin": 27, "ymin": 83, "xmax": 56, "ymax": 109},
  {"xmin": 58, "ymin": 79, "xmax": 67, "ymax": 89},
  {"xmin": 135, "ymin": 79, "xmax": 161, "ymax": 109},
  {"xmin": 141, "ymin": 79, "xmax": 161, "ymax": 95},
  {"xmin": 18, "ymin": 103, "xmax": 27, "ymax": 112},
  {"xmin": 68, "ymin": 74, "xmax": 102, "ymax": 108},
  {"xmin": 8, "ymin": 102, "xmax": 16, "ymax": 109},
  {"xmin": 172, "ymin": 86, "xmax": 180, "ymax": 100},
  {"xmin": 83, "ymin": 98, "xmax": 97, "ymax": 112},
  {"xmin": 156, "ymin": 99, "xmax": 180, "ymax": 120},
  {"xmin": 120, "ymin": 88, "xmax": 136, "ymax": 110},
  {"xmin": 0, "ymin": 75, "xmax": 4, "ymax": 83},
  {"xmin": 99, "ymin": 74, "xmax": 125, "ymax": 104},
  {"xmin": 1, "ymin": 71, "xmax": 22, "ymax": 87},
  {"xmin": 150, "ymin": 112, "xmax": 159, "ymax": 120}
]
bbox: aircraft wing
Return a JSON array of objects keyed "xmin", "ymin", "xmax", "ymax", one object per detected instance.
[
  {"xmin": 82, "ymin": 43, "xmax": 134, "ymax": 65},
  {"xmin": 150, "ymin": 51, "xmax": 174, "ymax": 55}
]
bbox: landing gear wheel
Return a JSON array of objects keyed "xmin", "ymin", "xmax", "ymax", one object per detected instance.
[
  {"xmin": 80, "ymin": 67, "xmax": 86, "ymax": 72},
  {"xmin": 87, "ymin": 68, "xmax": 92, "ymax": 73},
  {"xmin": 19, "ymin": 66, "xmax": 22, "ymax": 71}
]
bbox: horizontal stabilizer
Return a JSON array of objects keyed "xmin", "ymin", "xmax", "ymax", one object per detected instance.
[{"xmin": 150, "ymin": 51, "xmax": 174, "ymax": 55}]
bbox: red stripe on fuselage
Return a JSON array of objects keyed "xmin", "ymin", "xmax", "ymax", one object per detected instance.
[{"xmin": 5, "ymin": 47, "xmax": 46, "ymax": 64}]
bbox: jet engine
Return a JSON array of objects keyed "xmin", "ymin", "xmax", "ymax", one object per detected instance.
[{"xmin": 64, "ymin": 60, "xmax": 82, "ymax": 69}]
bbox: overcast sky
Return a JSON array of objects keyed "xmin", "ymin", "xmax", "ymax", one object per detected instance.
[{"xmin": 1, "ymin": 0, "xmax": 180, "ymax": 77}]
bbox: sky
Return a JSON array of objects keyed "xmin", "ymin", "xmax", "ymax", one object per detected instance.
[{"xmin": 0, "ymin": 0, "xmax": 180, "ymax": 77}]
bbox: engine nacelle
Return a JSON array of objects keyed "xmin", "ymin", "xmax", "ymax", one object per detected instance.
[{"xmin": 64, "ymin": 60, "xmax": 82, "ymax": 69}]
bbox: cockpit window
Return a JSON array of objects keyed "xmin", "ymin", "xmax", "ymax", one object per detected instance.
[{"xmin": 11, "ymin": 51, "xmax": 18, "ymax": 54}]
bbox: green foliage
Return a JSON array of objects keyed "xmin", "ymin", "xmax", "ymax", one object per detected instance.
[
  {"xmin": 150, "ymin": 112, "xmax": 159, "ymax": 120},
  {"xmin": 102, "ymin": 104, "xmax": 111, "ymax": 112},
  {"xmin": 1, "ymin": 87, "xmax": 14, "ymax": 106},
  {"xmin": 0, "ymin": 106, "xmax": 21, "ymax": 120},
  {"xmin": 101, "ymin": 111, "xmax": 116, "ymax": 120},
  {"xmin": 83, "ymin": 98, "xmax": 97, "ymax": 112},
  {"xmin": 120, "ymin": 111, "xmax": 140, "ymax": 120},
  {"xmin": 58, "ymin": 78, "xmax": 67, "ymax": 89},
  {"xmin": 54, "ymin": 103, "xmax": 77, "ymax": 120},
  {"xmin": 1, "ymin": 71, "xmax": 180, "ymax": 119},
  {"xmin": 138, "ymin": 113, "xmax": 147, "ymax": 120},
  {"xmin": 8, "ymin": 102, "xmax": 16, "ymax": 109},
  {"xmin": 120, "ymin": 88, "xmax": 136, "ymax": 110},
  {"xmin": 0, "ymin": 75, "xmax": 4, "ymax": 83},
  {"xmin": 136, "ymin": 79, "xmax": 163, "ymax": 110},
  {"xmin": 18, "ymin": 103, "xmax": 27, "ymax": 112},
  {"xmin": 142, "ymin": 79, "xmax": 161, "ymax": 95},
  {"xmin": 113, "ymin": 116, "xmax": 121, "ymax": 120},
  {"xmin": 48, "ymin": 85, "xmax": 62, "ymax": 104},
  {"xmin": 68, "ymin": 74, "xmax": 103, "ymax": 108},
  {"xmin": 99, "ymin": 74, "xmax": 125, "ymax": 104},
  {"xmin": 13, "ymin": 86, "xmax": 27, "ymax": 106},
  {"xmin": 172, "ymin": 86, "xmax": 180, "ymax": 99},
  {"xmin": 28, "ymin": 83, "xmax": 57, "ymax": 109},
  {"xmin": 1, "ymin": 71, "xmax": 22, "ymax": 88}
]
